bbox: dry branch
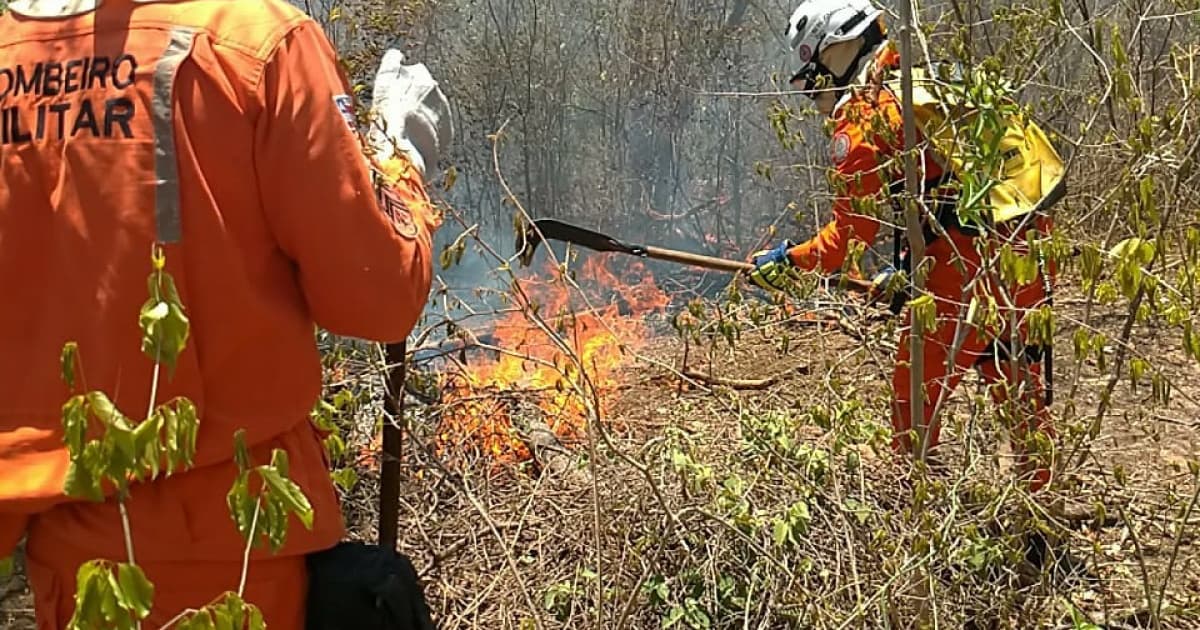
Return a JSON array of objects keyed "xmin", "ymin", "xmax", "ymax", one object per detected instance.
[{"xmin": 680, "ymin": 369, "xmax": 782, "ymax": 390}]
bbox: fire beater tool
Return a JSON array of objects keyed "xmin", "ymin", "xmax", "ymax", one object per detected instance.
[
  {"xmin": 379, "ymin": 340, "xmax": 406, "ymax": 550},
  {"xmin": 514, "ymin": 217, "xmax": 874, "ymax": 294},
  {"xmin": 514, "ymin": 217, "xmax": 1063, "ymax": 439}
]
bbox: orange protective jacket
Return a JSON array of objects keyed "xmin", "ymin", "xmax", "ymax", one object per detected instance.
[
  {"xmin": 787, "ymin": 44, "xmax": 1054, "ymax": 303},
  {"xmin": 0, "ymin": 0, "xmax": 437, "ymax": 566},
  {"xmin": 786, "ymin": 46, "xmax": 959, "ymax": 292}
]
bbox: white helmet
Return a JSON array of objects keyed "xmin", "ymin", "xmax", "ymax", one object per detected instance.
[{"xmin": 784, "ymin": 0, "xmax": 884, "ymax": 91}]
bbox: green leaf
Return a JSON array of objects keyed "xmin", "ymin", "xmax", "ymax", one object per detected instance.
[
  {"xmin": 1109, "ymin": 237, "xmax": 1155, "ymax": 263},
  {"xmin": 133, "ymin": 414, "xmax": 163, "ymax": 480},
  {"xmin": 176, "ymin": 398, "xmax": 199, "ymax": 468},
  {"xmin": 331, "ymin": 467, "xmax": 358, "ymax": 492},
  {"xmin": 140, "ymin": 269, "xmax": 191, "ymax": 371},
  {"xmin": 542, "ymin": 586, "xmax": 561, "ymax": 611},
  {"xmin": 1114, "ymin": 464, "xmax": 1128, "ymax": 486},
  {"xmin": 663, "ymin": 605, "xmax": 685, "ymax": 628},
  {"xmin": 86, "ymin": 391, "xmax": 133, "ymax": 431},
  {"xmin": 226, "ymin": 472, "xmax": 255, "ymax": 540},
  {"xmin": 61, "ymin": 395, "xmax": 89, "ymax": 457},
  {"xmin": 1138, "ymin": 176, "xmax": 1154, "ymax": 214},
  {"xmin": 102, "ymin": 562, "xmax": 125, "ymax": 624},
  {"xmin": 115, "ymin": 563, "xmax": 155, "ymax": 619},
  {"xmin": 220, "ymin": 592, "xmax": 246, "ymax": 628},
  {"xmin": 162, "ymin": 398, "xmax": 199, "ymax": 471},
  {"xmin": 61, "ymin": 342, "xmax": 79, "ymax": 390},
  {"xmin": 176, "ymin": 610, "xmax": 215, "ymax": 630},
  {"xmin": 1130, "ymin": 358, "xmax": 1149, "ymax": 391},
  {"xmin": 247, "ymin": 604, "xmax": 265, "ymax": 630},
  {"xmin": 772, "ymin": 519, "xmax": 790, "ymax": 547},
  {"xmin": 106, "ymin": 427, "xmax": 137, "ymax": 483},
  {"xmin": 909, "ymin": 294, "xmax": 937, "ymax": 333},
  {"xmin": 213, "ymin": 604, "xmax": 234, "ymax": 630},
  {"xmin": 259, "ymin": 464, "xmax": 315, "ymax": 530},
  {"xmin": 270, "ymin": 448, "xmax": 291, "ymax": 479},
  {"xmin": 63, "ymin": 457, "xmax": 103, "ymax": 502},
  {"xmin": 323, "ymin": 432, "xmax": 347, "ymax": 462},
  {"xmin": 263, "ymin": 494, "xmax": 287, "ymax": 551},
  {"xmin": 789, "ymin": 499, "xmax": 812, "ymax": 534},
  {"xmin": 157, "ymin": 405, "xmax": 178, "ymax": 469},
  {"xmin": 233, "ymin": 429, "xmax": 252, "ymax": 472},
  {"xmin": 642, "ymin": 576, "xmax": 669, "ymax": 605},
  {"xmin": 684, "ymin": 598, "xmax": 711, "ymax": 629},
  {"xmin": 68, "ymin": 561, "xmax": 108, "ymax": 629}
]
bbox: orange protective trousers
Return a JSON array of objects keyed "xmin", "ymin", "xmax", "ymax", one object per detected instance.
[
  {"xmin": 21, "ymin": 424, "xmax": 328, "ymax": 628},
  {"xmin": 890, "ymin": 218, "xmax": 1056, "ymax": 491}
]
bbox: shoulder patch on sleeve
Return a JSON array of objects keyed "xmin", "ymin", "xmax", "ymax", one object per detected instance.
[
  {"xmin": 333, "ymin": 94, "xmax": 356, "ymax": 130},
  {"xmin": 830, "ymin": 132, "xmax": 851, "ymax": 164},
  {"xmin": 379, "ymin": 186, "xmax": 419, "ymax": 239}
]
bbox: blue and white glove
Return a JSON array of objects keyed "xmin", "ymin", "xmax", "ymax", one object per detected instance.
[
  {"xmin": 749, "ymin": 240, "xmax": 799, "ymax": 291},
  {"xmin": 868, "ymin": 265, "xmax": 907, "ymax": 313},
  {"xmin": 869, "ymin": 265, "xmax": 896, "ymax": 298}
]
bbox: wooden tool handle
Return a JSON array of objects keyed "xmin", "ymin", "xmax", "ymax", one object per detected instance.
[
  {"xmin": 642, "ymin": 246, "xmax": 755, "ymax": 273},
  {"xmin": 378, "ymin": 340, "xmax": 407, "ymax": 550},
  {"xmin": 838, "ymin": 277, "xmax": 875, "ymax": 294},
  {"xmin": 641, "ymin": 245, "xmax": 875, "ymax": 294}
]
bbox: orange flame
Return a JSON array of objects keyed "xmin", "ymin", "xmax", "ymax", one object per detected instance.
[{"xmin": 436, "ymin": 255, "xmax": 669, "ymax": 463}]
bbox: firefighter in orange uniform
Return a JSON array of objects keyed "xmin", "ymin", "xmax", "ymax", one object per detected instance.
[
  {"xmin": 0, "ymin": 0, "xmax": 449, "ymax": 626},
  {"xmin": 750, "ymin": 0, "xmax": 1062, "ymax": 492}
]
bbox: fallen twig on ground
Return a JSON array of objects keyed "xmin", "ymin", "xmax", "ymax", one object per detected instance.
[{"xmin": 680, "ymin": 369, "xmax": 782, "ymax": 390}]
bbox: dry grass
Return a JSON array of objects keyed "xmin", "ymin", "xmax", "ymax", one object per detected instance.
[
  {"xmin": 347, "ymin": 277, "xmax": 1200, "ymax": 629},
  {"xmin": 3, "ymin": 276, "xmax": 1198, "ymax": 629}
]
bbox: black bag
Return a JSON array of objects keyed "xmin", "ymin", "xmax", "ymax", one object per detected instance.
[{"xmin": 305, "ymin": 541, "xmax": 437, "ymax": 630}]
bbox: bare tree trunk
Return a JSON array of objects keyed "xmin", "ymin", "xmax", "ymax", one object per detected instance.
[
  {"xmin": 732, "ymin": 96, "xmax": 744, "ymax": 250},
  {"xmin": 899, "ymin": 0, "xmax": 927, "ymax": 463},
  {"xmin": 899, "ymin": 1, "xmax": 934, "ymax": 624}
]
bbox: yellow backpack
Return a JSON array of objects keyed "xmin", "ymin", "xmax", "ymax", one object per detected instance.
[{"xmin": 879, "ymin": 62, "xmax": 1067, "ymax": 224}]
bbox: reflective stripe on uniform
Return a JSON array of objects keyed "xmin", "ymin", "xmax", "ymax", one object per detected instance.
[{"xmin": 151, "ymin": 26, "xmax": 197, "ymax": 244}]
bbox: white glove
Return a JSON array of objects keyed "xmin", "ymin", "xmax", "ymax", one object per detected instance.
[{"xmin": 368, "ymin": 49, "xmax": 454, "ymax": 179}]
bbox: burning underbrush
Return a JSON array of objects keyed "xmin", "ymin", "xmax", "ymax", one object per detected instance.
[
  {"xmin": 2, "ymin": 258, "xmax": 1183, "ymax": 629},
  {"xmin": 429, "ymin": 254, "xmax": 675, "ymax": 466},
  {"xmin": 314, "ymin": 272, "xmax": 1200, "ymax": 630},
  {"xmin": 296, "ymin": 246, "xmax": 1200, "ymax": 630}
]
